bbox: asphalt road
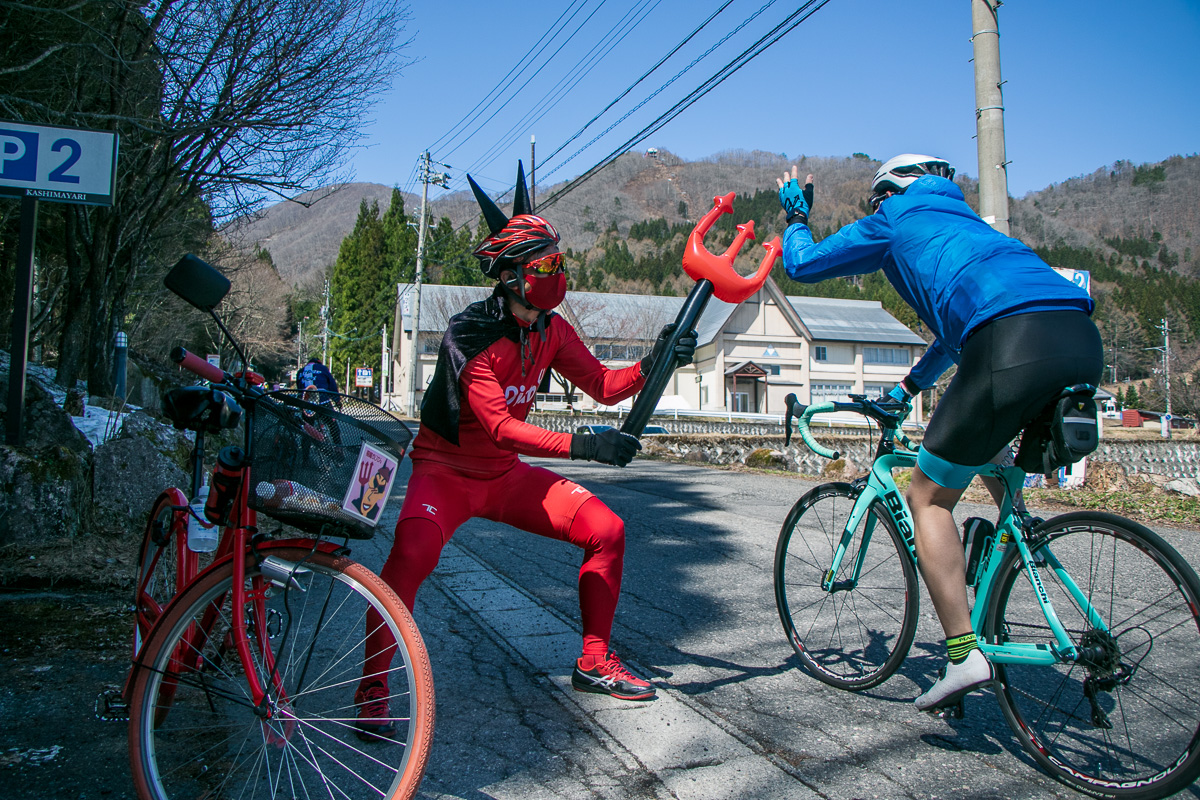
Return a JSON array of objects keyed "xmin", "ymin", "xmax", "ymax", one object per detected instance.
[
  {"xmin": 4, "ymin": 454, "xmax": 1198, "ymax": 800},
  {"xmin": 359, "ymin": 456, "xmax": 1200, "ymax": 800}
]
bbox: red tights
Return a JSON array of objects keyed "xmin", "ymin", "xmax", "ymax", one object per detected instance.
[{"xmin": 363, "ymin": 493, "xmax": 625, "ymax": 683}]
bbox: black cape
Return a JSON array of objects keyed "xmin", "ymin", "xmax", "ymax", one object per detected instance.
[{"xmin": 420, "ymin": 287, "xmax": 556, "ymax": 445}]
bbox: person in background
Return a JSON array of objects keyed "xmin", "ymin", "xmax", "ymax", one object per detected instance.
[
  {"xmin": 775, "ymin": 154, "xmax": 1101, "ymax": 713},
  {"xmin": 296, "ymin": 356, "xmax": 341, "ymax": 408},
  {"xmin": 352, "ymin": 162, "xmax": 697, "ymax": 740}
]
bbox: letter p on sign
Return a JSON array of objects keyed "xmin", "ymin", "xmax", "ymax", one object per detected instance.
[{"xmin": 0, "ymin": 130, "xmax": 37, "ymax": 181}]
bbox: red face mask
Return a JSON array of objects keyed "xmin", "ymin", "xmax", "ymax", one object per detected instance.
[{"xmin": 522, "ymin": 270, "xmax": 566, "ymax": 310}]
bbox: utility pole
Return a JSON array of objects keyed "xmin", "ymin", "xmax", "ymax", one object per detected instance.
[
  {"xmin": 406, "ymin": 151, "xmax": 449, "ymax": 416},
  {"xmin": 530, "ymin": 134, "xmax": 536, "ymax": 210},
  {"xmin": 321, "ymin": 279, "xmax": 331, "ymax": 364},
  {"xmin": 971, "ymin": 0, "xmax": 1011, "ymax": 235},
  {"xmin": 1146, "ymin": 318, "xmax": 1172, "ymax": 438}
]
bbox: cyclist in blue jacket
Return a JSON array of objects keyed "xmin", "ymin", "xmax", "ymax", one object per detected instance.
[
  {"xmin": 296, "ymin": 356, "xmax": 341, "ymax": 408},
  {"xmin": 777, "ymin": 155, "xmax": 1103, "ymax": 713}
]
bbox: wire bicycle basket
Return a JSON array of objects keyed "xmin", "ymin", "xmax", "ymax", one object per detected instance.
[{"xmin": 250, "ymin": 390, "xmax": 412, "ymax": 539}]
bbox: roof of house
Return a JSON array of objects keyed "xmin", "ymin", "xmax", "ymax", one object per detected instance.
[
  {"xmin": 398, "ymin": 282, "xmax": 925, "ymax": 348},
  {"xmin": 785, "ymin": 296, "xmax": 926, "ymax": 346}
]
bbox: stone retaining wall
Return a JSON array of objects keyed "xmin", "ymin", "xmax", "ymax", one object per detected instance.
[{"xmin": 532, "ymin": 413, "xmax": 1200, "ymax": 480}]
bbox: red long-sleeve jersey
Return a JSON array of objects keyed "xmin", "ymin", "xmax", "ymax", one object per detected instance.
[{"xmin": 411, "ymin": 316, "xmax": 644, "ymax": 476}]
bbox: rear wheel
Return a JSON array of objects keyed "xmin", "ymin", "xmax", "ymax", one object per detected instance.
[
  {"xmin": 984, "ymin": 512, "xmax": 1200, "ymax": 799},
  {"xmin": 774, "ymin": 482, "xmax": 919, "ymax": 690},
  {"xmin": 127, "ymin": 546, "xmax": 434, "ymax": 800},
  {"xmin": 133, "ymin": 491, "xmax": 197, "ymax": 655}
]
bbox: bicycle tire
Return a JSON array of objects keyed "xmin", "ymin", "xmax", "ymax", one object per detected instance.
[
  {"xmin": 984, "ymin": 512, "xmax": 1200, "ymax": 799},
  {"xmin": 127, "ymin": 546, "xmax": 434, "ymax": 800},
  {"xmin": 775, "ymin": 482, "xmax": 919, "ymax": 690},
  {"xmin": 134, "ymin": 491, "xmax": 197, "ymax": 656}
]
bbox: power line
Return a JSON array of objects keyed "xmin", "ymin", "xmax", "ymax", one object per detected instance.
[
  {"xmin": 539, "ymin": 0, "xmax": 739, "ymax": 168},
  {"xmin": 427, "ymin": 0, "xmax": 591, "ymax": 155},
  {"xmin": 540, "ymin": 0, "xmax": 834, "ymax": 211},
  {"xmin": 440, "ymin": 0, "xmax": 613, "ymax": 162},
  {"xmin": 539, "ymin": 0, "xmax": 786, "ymax": 185},
  {"xmin": 462, "ymin": 0, "xmax": 663, "ymax": 181}
]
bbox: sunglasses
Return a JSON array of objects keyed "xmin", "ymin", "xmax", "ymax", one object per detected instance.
[{"xmin": 526, "ymin": 251, "xmax": 565, "ymax": 275}]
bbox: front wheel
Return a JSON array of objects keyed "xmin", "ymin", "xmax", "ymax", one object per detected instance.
[
  {"xmin": 127, "ymin": 547, "xmax": 434, "ymax": 800},
  {"xmin": 984, "ymin": 512, "xmax": 1200, "ymax": 799},
  {"xmin": 774, "ymin": 482, "xmax": 919, "ymax": 690}
]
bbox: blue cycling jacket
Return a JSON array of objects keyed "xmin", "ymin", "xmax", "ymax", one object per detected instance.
[
  {"xmin": 296, "ymin": 359, "xmax": 339, "ymax": 395},
  {"xmin": 781, "ymin": 175, "xmax": 1093, "ymax": 389}
]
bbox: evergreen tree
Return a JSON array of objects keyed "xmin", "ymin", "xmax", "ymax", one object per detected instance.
[
  {"xmin": 328, "ymin": 189, "xmax": 417, "ymax": 387},
  {"xmin": 1124, "ymin": 384, "xmax": 1140, "ymax": 409}
]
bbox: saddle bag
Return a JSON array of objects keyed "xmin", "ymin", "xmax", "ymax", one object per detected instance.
[{"xmin": 1015, "ymin": 385, "xmax": 1099, "ymax": 474}]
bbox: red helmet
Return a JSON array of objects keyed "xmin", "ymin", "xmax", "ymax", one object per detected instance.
[{"xmin": 471, "ymin": 214, "xmax": 560, "ymax": 279}]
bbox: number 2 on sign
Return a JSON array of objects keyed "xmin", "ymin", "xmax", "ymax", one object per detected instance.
[{"xmin": 49, "ymin": 138, "xmax": 81, "ymax": 184}]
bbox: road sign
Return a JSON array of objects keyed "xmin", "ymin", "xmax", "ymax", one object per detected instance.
[
  {"xmin": 356, "ymin": 367, "xmax": 374, "ymax": 388},
  {"xmin": 0, "ymin": 120, "xmax": 119, "ymax": 206}
]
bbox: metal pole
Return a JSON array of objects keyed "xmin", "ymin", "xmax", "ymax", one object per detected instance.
[
  {"xmin": 971, "ymin": 0, "xmax": 1011, "ymax": 235},
  {"xmin": 407, "ymin": 151, "xmax": 432, "ymax": 417},
  {"xmin": 321, "ymin": 279, "xmax": 330, "ymax": 364},
  {"xmin": 6, "ymin": 195, "xmax": 38, "ymax": 446},
  {"xmin": 114, "ymin": 331, "xmax": 128, "ymax": 401},
  {"xmin": 530, "ymin": 134, "xmax": 536, "ymax": 210},
  {"xmin": 1163, "ymin": 318, "xmax": 1172, "ymax": 439}
]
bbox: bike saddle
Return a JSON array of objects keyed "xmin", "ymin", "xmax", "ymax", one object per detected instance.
[{"xmin": 163, "ymin": 385, "xmax": 244, "ymax": 432}]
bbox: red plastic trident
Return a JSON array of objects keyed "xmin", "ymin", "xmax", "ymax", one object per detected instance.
[{"xmin": 682, "ymin": 192, "xmax": 781, "ymax": 304}]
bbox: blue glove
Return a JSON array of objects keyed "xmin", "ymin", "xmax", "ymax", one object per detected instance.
[
  {"xmin": 779, "ymin": 177, "xmax": 814, "ymax": 226},
  {"xmin": 887, "ymin": 384, "xmax": 911, "ymax": 404}
]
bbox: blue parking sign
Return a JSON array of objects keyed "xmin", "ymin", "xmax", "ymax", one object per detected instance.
[{"xmin": 0, "ymin": 120, "xmax": 118, "ymax": 206}]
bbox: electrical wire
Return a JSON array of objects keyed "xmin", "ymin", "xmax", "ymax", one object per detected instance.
[
  {"xmin": 462, "ymin": 0, "xmax": 662, "ymax": 181},
  {"xmin": 539, "ymin": 0, "xmax": 834, "ymax": 211},
  {"xmin": 440, "ymin": 0, "xmax": 613, "ymax": 163},
  {"xmin": 428, "ymin": 0, "xmax": 591, "ymax": 155}
]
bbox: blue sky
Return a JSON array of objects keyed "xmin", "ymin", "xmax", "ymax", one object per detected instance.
[{"xmin": 348, "ymin": 0, "xmax": 1200, "ymax": 202}]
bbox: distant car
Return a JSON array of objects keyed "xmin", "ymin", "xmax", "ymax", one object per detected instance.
[
  {"xmin": 575, "ymin": 424, "xmax": 615, "ymax": 435},
  {"xmin": 643, "ymin": 425, "xmax": 670, "ymax": 435}
]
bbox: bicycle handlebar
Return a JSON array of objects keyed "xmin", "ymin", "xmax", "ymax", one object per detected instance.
[
  {"xmin": 784, "ymin": 393, "xmax": 840, "ymax": 459},
  {"xmin": 784, "ymin": 392, "xmax": 917, "ymax": 460},
  {"xmin": 171, "ymin": 346, "xmax": 226, "ymax": 384}
]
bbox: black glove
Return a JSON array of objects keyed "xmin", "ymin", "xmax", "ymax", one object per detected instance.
[
  {"xmin": 570, "ymin": 428, "xmax": 642, "ymax": 467},
  {"xmin": 641, "ymin": 323, "xmax": 698, "ymax": 375}
]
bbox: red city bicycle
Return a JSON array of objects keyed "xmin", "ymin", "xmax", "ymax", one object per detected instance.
[{"xmin": 110, "ymin": 254, "xmax": 433, "ymax": 800}]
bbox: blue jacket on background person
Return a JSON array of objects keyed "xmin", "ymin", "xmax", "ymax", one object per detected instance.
[
  {"xmin": 296, "ymin": 358, "xmax": 339, "ymax": 401},
  {"xmin": 780, "ymin": 175, "xmax": 1093, "ymax": 389}
]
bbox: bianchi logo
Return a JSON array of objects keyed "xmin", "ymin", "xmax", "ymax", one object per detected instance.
[{"xmin": 422, "ymin": 504, "xmax": 437, "ymax": 515}]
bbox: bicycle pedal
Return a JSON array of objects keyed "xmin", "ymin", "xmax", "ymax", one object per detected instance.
[
  {"xmin": 928, "ymin": 700, "xmax": 965, "ymax": 720},
  {"xmin": 95, "ymin": 688, "xmax": 129, "ymax": 722}
]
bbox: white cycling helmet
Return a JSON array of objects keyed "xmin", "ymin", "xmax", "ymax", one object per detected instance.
[{"xmin": 869, "ymin": 154, "xmax": 955, "ymax": 210}]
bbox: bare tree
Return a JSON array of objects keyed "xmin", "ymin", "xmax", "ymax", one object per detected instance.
[{"xmin": 0, "ymin": 0, "xmax": 413, "ymax": 393}]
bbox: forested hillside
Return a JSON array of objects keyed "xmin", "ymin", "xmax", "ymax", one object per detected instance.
[{"xmin": 253, "ymin": 150, "xmax": 1200, "ymax": 418}]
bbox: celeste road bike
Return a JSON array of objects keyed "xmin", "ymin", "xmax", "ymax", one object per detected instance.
[
  {"xmin": 773, "ymin": 391, "xmax": 1200, "ymax": 799},
  {"xmin": 106, "ymin": 254, "xmax": 433, "ymax": 800}
]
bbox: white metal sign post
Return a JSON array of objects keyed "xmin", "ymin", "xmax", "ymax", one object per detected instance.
[{"xmin": 2, "ymin": 119, "xmax": 119, "ymax": 445}]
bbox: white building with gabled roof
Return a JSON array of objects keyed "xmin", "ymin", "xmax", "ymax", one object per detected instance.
[{"xmin": 387, "ymin": 277, "xmax": 929, "ymax": 421}]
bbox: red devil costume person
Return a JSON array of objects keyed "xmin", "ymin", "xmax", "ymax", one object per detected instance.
[{"xmin": 354, "ymin": 163, "xmax": 697, "ymax": 738}]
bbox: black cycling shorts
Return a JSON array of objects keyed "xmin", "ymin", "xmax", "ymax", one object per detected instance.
[{"xmin": 920, "ymin": 309, "xmax": 1103, "ymax": 475}]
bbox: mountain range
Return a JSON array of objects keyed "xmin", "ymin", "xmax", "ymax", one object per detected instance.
[{"xmin": 233, "ymin": 149, "xmax": 1200, "ymax": 291}]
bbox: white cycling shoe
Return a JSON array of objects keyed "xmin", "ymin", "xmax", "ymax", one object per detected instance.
[{"xmin": 914, "ymin": 649, "xmax": 994, "ymax": 712}]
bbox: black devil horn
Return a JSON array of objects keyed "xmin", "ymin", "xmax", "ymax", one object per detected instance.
[
  {"xmin": 512, "ymin": 160, "xmax": 532, "ymax": 216},
  {"xmin": 468, "ymin": 174, "xmax": 509, "ymax": 235}
]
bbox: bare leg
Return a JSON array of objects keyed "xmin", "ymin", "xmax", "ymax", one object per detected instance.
[{"xmin": 907, "ymin": 466, "xmax": 972, "ymax": 638}]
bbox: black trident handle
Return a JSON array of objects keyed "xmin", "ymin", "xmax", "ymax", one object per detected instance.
[{"xmin": 620, "ymin": 279, "xmax": 714, "ymax": 438}]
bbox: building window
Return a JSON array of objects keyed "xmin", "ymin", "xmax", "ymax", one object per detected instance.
[
  {"xmin": 811, "ymin": 382, "xmax": 853, "ymax": 403},
  {"xmin": 766, "ymin": 365, "xmax": 781, "ymax": 376},
  {"xmin": 863, "ymin": 347, "xmax": 909, "ymax": 365},
  {"xmin": 421, "ymin": 337, "xmax": 440, "ymax": 355},
  {"xmin": 864, "ymin": 384, "xmax": 889, "ymax": 399},
  {"xmin": 594, "ymin": 343, "xmax": 650, "ymax": 361},
  {"xmin": 813, "ymin": 346, "xmax": 827, "ymax": 361}
]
